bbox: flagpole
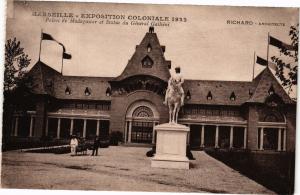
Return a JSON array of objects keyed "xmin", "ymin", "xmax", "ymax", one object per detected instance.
[
  {"xmin": 61, "ymin": 52, "xmax": 64, "ymax": 74},
  {"xmin": 252, "ymin": 51, "xmax": 255, "ymax": 80},
  {"xmin": 38, "ymin": 29, "xmax": 43, "ymax": 62},
  {"xmin": 266, "ymin": 32, "xmax": 270, "ymax": 68}
]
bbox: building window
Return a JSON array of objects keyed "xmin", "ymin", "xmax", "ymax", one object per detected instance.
[
  {"xmin": 263, "ymin": 128, "xmax": 278, "ymax": 150},
  {"xmin": 147, "ymin": 44, "xmax": 152, "ymax": 52},
  {"xmin": 207, "ymin": 91, "xmax": 213, "ymax": 100},
  {"xmin": 106, "ymin": 87, "xmax": 111, "ymax": 97},
  {"xmin": 264, "ymin": 114, "xmax": 281, "ymax": 122},
  {"xmin": 85, "ymin": 87, "xmax": 91, "ymax": 96},
  {"xmin": 142, "ymin": 55, "xmax": 153, "ymax": 68},
  {"xmin": 186, "ymin": 90, "xmax": 191, "ymax": 100},
  {"xmin": 132, "ymin": 106, "xmax": 154, "ymax": 118},
  {"xmin": 65, "ymin": 86, "xmax": 71, "ymax": 95},
  {"xmin": 75, "ymin": 103, "xmax": 83, "ymax": 109},
  {"xmin": 249, "ymin": 89, "xmax": 253, "ymax": 96},
  {"xmin": 230, "ymin": 92, "xmax": 236, "ymax": 101},
  {"xmin": 268, "ymin": 85, "xmax": 275, "ymax": 95}
]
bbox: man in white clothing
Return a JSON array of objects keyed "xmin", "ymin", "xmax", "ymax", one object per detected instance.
[{"xmin": 70, "ymin": 135, "xmax": 78, "ymax": 156}]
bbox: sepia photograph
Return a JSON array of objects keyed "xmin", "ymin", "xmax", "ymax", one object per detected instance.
[{"xmin": 0, "ymin": 0, "xmax": 299, "ymax": 194}]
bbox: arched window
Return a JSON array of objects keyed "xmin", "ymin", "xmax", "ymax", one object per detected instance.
[
  {"xmin": 264, "ymin": 114, "xmax": 279, "ymax": 122},
  {"xmin": 142, "ymin": 55, "xmax": 153, "ymax": 68},
  {"xmin": 147, "ymin": 44, "xmax": 152, "ymax": 52},
  {"xmin": 84, "ymin": 87, "xmax": 91, "ymax": 96},
  {"xmin": 207, "ymin": 91, "xmax": 213, "ymax": 100},
  {"xmin": 268, "ymin": 85, "xmax": 275, "ymax": 95},
  {"xmin": 106, "ymin": 87, "xmax": 111, "ymax": 96},
  {"xmin": 230, "ymin": 92, "xmax": 236, "ymax": 101},
  {"xmin": 65, "ymin": 86, "xmax": 71, "ymax": 95},
  {"xmin": 132, "ymin": 106, "xmax": 154, "ymax": 118},
  {"xmin": 186, "ymin": 90, "xmax": 191, "ymax": 100}
]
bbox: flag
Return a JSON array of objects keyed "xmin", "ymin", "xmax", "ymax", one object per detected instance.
[
  {"xmin": 42, "ymin": 32, "xmax": 55, "ymax": 41},
  {"xmin": 59, "ymin": 42, "xmax": 72, "ymax": 59},
  {"xmin": 256, "ymin": 55, "xmax": 277, "ymax": 71},
  {"xmin": 269, "ymin": 35, "xmax": 295, "ymax": 50},
  {"xmin": 256, "ymin": 56, "xmax": 268, "ymax": 66},
  {"xmin": 63, "ymin": 52, "xmax": 72, "ymax": 59}
]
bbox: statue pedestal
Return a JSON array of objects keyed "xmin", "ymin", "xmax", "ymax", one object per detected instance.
[{"xmin": 151, "ymin": 123, "xmax": 190, "ymax": 169}]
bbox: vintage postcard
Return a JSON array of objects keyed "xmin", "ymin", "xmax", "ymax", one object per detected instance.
[{"xmin": 1, "ymin": 0, "xmax": 299, "ymax": 194}]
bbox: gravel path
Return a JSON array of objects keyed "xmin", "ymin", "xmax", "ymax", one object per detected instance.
[{"xmin": 1, "ymin": 146, "xmax": 274, "ymax": 193}]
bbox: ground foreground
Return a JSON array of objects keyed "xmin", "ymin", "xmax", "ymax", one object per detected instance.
[{"xmin": 1, "ymin": 146, "xmax": 274, "ymax": 193}]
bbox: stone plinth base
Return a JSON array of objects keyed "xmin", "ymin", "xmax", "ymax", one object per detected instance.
[
  {"xmin": 151, "ymin": 154, "xmax": 189, "ymax": 169},
  {"xmin": 151, "ymin": 123, "xmax": 190, "ymax": 170}
]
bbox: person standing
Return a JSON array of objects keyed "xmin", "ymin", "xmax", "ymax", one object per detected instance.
[
  {"xmin": 92, "ymin": 136, "xmax": 100, "ymax": 156},
  {"xmin": 70, "ymin": 135, "xmax": 78, "ymax": 156}
]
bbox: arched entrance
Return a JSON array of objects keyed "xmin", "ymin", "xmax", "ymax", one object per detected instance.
[
  {"xmin": 258, "ymin": 107, "xmax": 287, "ymax": 151},
  {"xmin": 124, "ymin": 100, "xmax": 159, "ymax": 144}
]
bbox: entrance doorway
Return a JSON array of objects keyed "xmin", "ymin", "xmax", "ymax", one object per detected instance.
[
  {"xmin": 131, "ymin": 121, "xmax": 153, "ymax": 143},
  {"xmin": 125, "ymin": 100, "xmax": 159, "ymax": 144}
]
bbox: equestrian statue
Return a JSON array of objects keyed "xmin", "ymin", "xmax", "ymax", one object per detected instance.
[{"xmin": 163, "ymin": 66, "xmax": 185, "ymax": 124}]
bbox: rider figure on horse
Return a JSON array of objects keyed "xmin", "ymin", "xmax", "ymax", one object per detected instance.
[{"xmin": 164, "ymin": 66, "xmax": 185, "ymax": 106}]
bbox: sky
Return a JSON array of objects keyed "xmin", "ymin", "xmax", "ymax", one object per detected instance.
[{"xmin": 5, "ymin": 1, "xmax": 299, "ymax": 95}]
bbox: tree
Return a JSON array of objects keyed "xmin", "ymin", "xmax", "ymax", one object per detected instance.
[
  {"xmin": 271, "ymin": 25, "xmax": 298, "ymax": 95},
  {"xmin": 3, "ymin": 38, "xmax": 31, "ymax": 143},
  {"xmin": 4, "ymin": 37, "xmax": 31, "ymax": 91}
]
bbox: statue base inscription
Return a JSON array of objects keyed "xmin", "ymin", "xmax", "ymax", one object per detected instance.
[{"xmin": 151, "ymin": 123, "xmax": 190, "ymax": 169}]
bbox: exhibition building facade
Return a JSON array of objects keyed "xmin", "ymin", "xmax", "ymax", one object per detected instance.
[{"xmin": 8, "ymin": 30, "xmax": 296, "ymax": 152}]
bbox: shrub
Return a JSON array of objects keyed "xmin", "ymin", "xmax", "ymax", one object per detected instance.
[{"xmin": 109, "ymin": 131, "xmax": 123, "ymax": 145}]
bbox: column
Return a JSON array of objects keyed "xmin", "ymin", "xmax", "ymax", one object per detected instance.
[
  {"xmin": 187, "ymin": 124, "xmax": 190, "ymax": 145},
  {"xmin": 57, "ymin": 118, "xmax": 61, "ymax": 139},
  {"xmin": 83, "ymin": 119, "xmax": 87, "ymax": 138},
  {"xmin": 14, "ymin": 117, "xmax": 19, "ymax": 136},
  {"xmin": 70, "ymin": 119, "xmax": 74, "ymax": 135},
  {"xmin": 215, "ymin": 125, "xmax": 219, "ymax": 148},
  {"xmin": 277, "ymin": 128, "xmax": 282, "ymax": 151},
  {"xmin": 96, "ymin": 120, "xmax": 100, "ymax": 136},
  {"xmin": 260, "ymin": 128, "xmax": 264, "ymax": 150},
  {"xmin": 229, "ymin": 126, "xmax": 234, "ymax": 148},
  {"xmin": 283, "ymin": 128, "xmax": 286, "ymax": 151},
  {"xmin": 29, "ymin": 116, "xmax": 34, "ymax": 137},
  {"xmin": 56, "ymin": 118, "xmax": 60, "ymax": 139},
  {"xmin": 201, "ymin": 125, "xmax": 205, "ymax": 147},
  {"xmin": 124, "ymin": 121, "xmax": 128, "ymax": 143},
  {"xmin": 45, "ymin": 117, "xmax": 49, "ymax": 136},
  {"xmin": 128, "ymin": 121, "xmax": 132, "ymax": 143},
  {"xmin": 243, "ymin": 127, "xmax": 247, "ymax": 149},
  {"xmin": 152, "ymin": 121, "xmax": 156, "ymax": 144}
]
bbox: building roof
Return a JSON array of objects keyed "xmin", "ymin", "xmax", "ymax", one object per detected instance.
[
  {"xmin": 183, "ymin": 79, "xmax": 255, "ymax": 106},
  {"xmin": 247, "ymin": 67, "xmax": 294, "ymax": 104},
  {"xmin": 27, "ymin": 61, "xmax": 61, "ymax": 95},
  {"xmin": 183, "ymin": 67, "xmax": 294, "ymax": 106},
  {"xmin": 27, "ymin": 31, "xmax": 294, "ymax": 106},
  {"xmin": 53, "ymin": 75, "xmax": 113, "ymax": 101},
  {"xmin": 112, "ymin": 32, "xmax": 171, "ymax": 82},
  {"xmin": 28, "ymin": 61, "xmax": 113, "ymax": 101},
  {"xmin": 28, "ymin": 61, "xmax": 294, "ymax": 105}
]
